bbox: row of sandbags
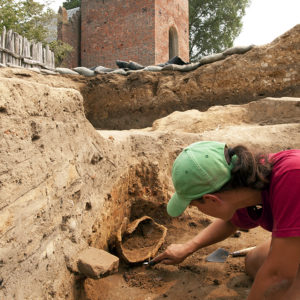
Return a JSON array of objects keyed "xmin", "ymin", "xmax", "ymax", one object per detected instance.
[
  {"xmin": 1, "ymin": 44, "xmax": 254, "ymax": 76},
  {"xmin": 55, "ymin": 44, "xmax": 254, "ymax": 76}
]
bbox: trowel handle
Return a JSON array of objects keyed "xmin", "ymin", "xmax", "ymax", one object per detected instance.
[
  {"xmin": 231, "ymin": 246, "xmax": 256, "ymax": 257},
  {"xmin": 148, "ymin": 259, "xmax": 158, "ymax": 266}
]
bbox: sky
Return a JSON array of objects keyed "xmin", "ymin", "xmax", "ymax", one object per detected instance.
[
  {"xmin": 47, "ymin": 0, "xmax": 300, "ymax": 46},
  {"xmin": 234, "ymin": 0, "xmax": 300, "ymax": 46}
]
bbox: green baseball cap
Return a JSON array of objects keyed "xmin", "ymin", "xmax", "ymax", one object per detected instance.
[{"xmin": 167, "ymin": 141, "xmax": 236, "ymax": 217}]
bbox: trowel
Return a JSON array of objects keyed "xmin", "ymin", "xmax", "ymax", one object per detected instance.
[
  {"xmin": 205, "ymin": 246, "xmax": 256, "ymax": 263},
  {"xmin": 142, "ymin": 259, "xmax": 158, "ymax": 267}
]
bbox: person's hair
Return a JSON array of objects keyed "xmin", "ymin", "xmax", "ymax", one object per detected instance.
[
  {"xmin": 223, "ymin": 145, "xmax": 273, "ymax": 191},
  {"xmin": 192, "ymin": 144, "xmax": 273, "ymax": 204}
]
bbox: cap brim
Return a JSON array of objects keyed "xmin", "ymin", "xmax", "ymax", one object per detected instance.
[{"xmin": 167, "ymin": 192, "xmax": 191, "ymax": 217}]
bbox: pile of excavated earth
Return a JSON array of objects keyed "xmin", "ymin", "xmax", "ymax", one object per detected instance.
[{"xmin": 0, "ymin": 25, "xmax": 299, "ymax": 300}]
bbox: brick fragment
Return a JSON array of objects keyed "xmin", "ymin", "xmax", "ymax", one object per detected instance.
[{"xmin": 77, "ymin": 247, "xmax": 119, "ymax": 278}]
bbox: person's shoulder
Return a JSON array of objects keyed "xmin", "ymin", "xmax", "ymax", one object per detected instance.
[
  {"xmin": 271, "ymin": 149, "xmax": 300, "ymax": 173},
  {"xmin": 271, "ymin": 149, "xmax": 300, "ymax": 162}
]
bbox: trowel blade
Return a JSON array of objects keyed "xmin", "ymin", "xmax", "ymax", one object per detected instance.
[
  {"xmin": 205, "ymin": 248, "xmax": 230, "ymax": 263},
  {"xmin": 143, "ymin": 259, "xmax": 157, "ymax": 267}
]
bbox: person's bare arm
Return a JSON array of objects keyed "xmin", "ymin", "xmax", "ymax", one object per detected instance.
[
  {"xmin": 247, "ymin": 236, "xmax": 300, "ymax": 300},
  {"xmin": 152, "ymin": 218, "xmax": 237, "ymax": 265}
]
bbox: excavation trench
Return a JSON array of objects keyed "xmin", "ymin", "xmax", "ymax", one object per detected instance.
[
  {"xmin": 85, "ymin": 161, "xmax": 171, "ymax": 250},
  {"xmin": 1, "ymin": 65, "xmax": 299, "ymax": 299},
  {"xmin": 75, "ymin": 162, "xmax": 269, "ymax": 300},
  {"xmin": 1, "ymin": 29, "xmax": 300, "ymax": 298},
  {"xmin": 76, "ymin": 162, "xmax": 175, "ymax": 299}
]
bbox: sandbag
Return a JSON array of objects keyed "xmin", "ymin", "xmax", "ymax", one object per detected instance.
[
  {"xmin": 199, "ymin": 53, "xmax": 225, "ymax": 65},
  {"xmin": 143, "ymin": 65, "xmax": 163, "ymax": 72},
  {"xmin": 223, "ymin": 44, "xmax": 255, "ymax": 56},
  {"xmin": 178, "ymin": 62, "xmax": 201, "ymax": 72},
  {"xmin": 56, "ymin": 67, "xmax": 79, "ymax": 75},
  {"xmin": 73, "ymin": 67, "xmax": 95, "ymax": 77},
  {"xmin": 162, "ymin": 64, "xmax": 183, "ymax": 71},
  {"xmin": 129, "ymin": 61, "xmax": 144, "ymax": 70},
  {"xmin": 111, "ymin": 69, "xmax": 127, "ymax": 75},
  {"xmin": 94, "ymin": 66, "xmax": 115, "ymax": 73},
  {"xmin": 116, "ymin": 216, "xmax": 167, "ymax": 264},
  {"xmin": 116, "ymin": 60, "xmax": 130, "ymax": 69}
]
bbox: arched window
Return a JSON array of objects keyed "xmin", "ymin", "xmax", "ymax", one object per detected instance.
[{"xmin": 169, "ymin": 27, "xmax": 178, "ymax": 59}]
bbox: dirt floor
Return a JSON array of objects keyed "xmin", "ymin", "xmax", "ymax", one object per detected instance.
[{"xmin": 78, "ymin": 203, "xmax": 269, "ymax": 300}]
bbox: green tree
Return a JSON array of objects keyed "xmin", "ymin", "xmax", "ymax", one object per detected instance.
[
  {"xmin": 189, "ymin": 0, "xmax": 250, "ymax": 61},
  {"xmin": 63, "ymin": 0, "xmax": 81, "ymax": 10},
  {"xmin": 0, "ymin": 0, "xmax": 19, "ymax": 31},
  {"xmin": 0, "ymin": 0, "xmax": 54, "ymax": 42},
  {"xmin": 49, "ymin": 40, "xmax": 73, "ymax": 66},
  {"xmin": 0, "ymin": 0, "xmax": 72, "ymax": 66}
]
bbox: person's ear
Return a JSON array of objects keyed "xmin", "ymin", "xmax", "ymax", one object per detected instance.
[{"xmin": 203, "ymin": 194, "xmax": 222, "ymax": 204}]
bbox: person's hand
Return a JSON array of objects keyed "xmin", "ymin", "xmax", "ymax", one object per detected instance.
[{"xmin": 151, "ymin": 243, "xmax": 193, "ymax": 265}]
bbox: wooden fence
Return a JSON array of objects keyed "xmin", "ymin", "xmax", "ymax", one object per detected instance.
[{"xmin": 0, "ymin": 26, "xmax": 55, "ymax": 70}]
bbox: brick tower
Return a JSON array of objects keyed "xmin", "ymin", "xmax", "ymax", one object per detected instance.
[{"xmin": 59, "ymin": 0, "xmax": 189, "ymax": 68}]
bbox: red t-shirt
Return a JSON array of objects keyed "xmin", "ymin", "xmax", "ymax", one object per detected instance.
[{"xmin": 230, "ymin": 149, "xmax": 300, "ymax": 238}]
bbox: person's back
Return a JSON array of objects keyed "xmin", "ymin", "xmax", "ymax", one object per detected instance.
[{"xmin": 231, "ymin": 149, "xmax": 300, "ymax": 236}]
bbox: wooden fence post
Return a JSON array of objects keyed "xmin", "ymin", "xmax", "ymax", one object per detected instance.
[
  {"xmin": 1, "ymin": 26, "xmax": 6, "ymax": 65},
  {"xmin": 0, "ymin": 26, "xmax": 55, "ymax": 70}
]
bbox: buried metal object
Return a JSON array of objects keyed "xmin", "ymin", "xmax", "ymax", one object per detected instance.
[{"xmin": 116, "ymin": 216, "xmax": 167, "ymax": 264}]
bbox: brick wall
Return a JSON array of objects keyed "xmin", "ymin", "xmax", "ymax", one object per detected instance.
[
  {"xmin": 155, "ymin": 0, "xmax": 189, "ymax": 64},
  {"xmin": 58, "ymin": 1, "xmax": 189, "ymax": 68},
  {"xmin": 58, "ymin": 7, "xmax": 81, "ymax": 68},
  {"xmin": 81, "ymin": 0, "xmax": 156, "ymax": 68}
]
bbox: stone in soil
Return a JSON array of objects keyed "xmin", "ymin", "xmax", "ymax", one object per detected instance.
[{"xmin": 77, "ymin": 247, "xmax": 119, "ymax": 278}]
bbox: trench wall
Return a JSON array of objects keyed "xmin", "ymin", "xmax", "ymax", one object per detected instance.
[
  {"xmin": 82, "ymin": 25, "xmax": 300, "ymax": 130},
  {"xmin": 0, "ymin": 73, "xmax": 137, "ymax": 299},
  {"xmin": 0, "ymin": 70, "xmax": 187, "ymax": 299}
]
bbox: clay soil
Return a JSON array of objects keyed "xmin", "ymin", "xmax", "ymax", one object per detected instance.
[{"xmin": 79, "ymin": 203, "xmax": 269, "ymax": 300}]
